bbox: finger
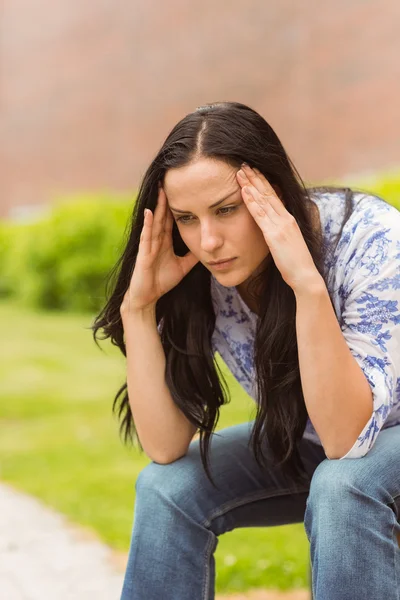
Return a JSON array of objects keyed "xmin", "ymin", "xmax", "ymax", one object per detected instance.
[
  {"xmin": 159, "ymin": 187, "xmax": 174, "ymax": 244},
  {"xmin": 240, "ymin": 164, "xmax": 275, "ymax": 197},
  {"xmin": 137, "ymin": 208, "xmax": 153, "ymax": 259},
  {"xmin": 159, "ymin": 186, "xmax": 173, "ymax": 233},
  {"xmin": 151, "ymin": 185, "xmax": 167, "ymax": 246},
  {"xmin": 236, "ymin": 164, "xmax": 264, "ymax": 195},
  {"xmin": 242, "ymin": 185, "xmax": 280, "ymax": 226},
  {"xmin": 240, "ymin": 166, "xmax": 283, "ymax": 216},
  {"xmin": 252, "ymin": 168, "xmax": 284, "ymax": 213}
]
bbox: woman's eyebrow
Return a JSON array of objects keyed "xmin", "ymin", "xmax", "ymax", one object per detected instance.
[{"xmin": 169, "ymin": 188, "xmax": 240, "ymax": 214}]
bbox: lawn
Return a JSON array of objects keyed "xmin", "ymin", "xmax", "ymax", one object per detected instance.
[{"xmin": 0, "ymin": 299, "xmax": 310, "ymax": 595}]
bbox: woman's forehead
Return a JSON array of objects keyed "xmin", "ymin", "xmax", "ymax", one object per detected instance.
[{"xmin": 164, "ymin": 159, "xmax": 236, "ymax": 198}]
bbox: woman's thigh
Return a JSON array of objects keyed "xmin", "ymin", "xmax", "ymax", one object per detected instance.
[{"xmin": 136, "ymin": 420, "xmax": 327, "ymax": 535}]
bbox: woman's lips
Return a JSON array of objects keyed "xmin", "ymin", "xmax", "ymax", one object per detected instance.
[{"xmin": 210, "ymin": 258, "xmax": 237, "ymax": 270}]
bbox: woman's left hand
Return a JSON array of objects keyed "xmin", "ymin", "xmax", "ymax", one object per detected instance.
[{"xmin": 236, "ymin": 163, "xmax": 323, "ymax": 294}]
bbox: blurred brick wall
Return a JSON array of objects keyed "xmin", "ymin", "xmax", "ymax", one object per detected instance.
[{"xmin": 1, "ymin": 0, "xmax": 399, "ymax": 218}]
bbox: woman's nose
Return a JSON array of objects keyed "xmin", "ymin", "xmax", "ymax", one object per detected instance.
[{"xmin": 200, "ymin": 230, "xmax": 223, "ymax": 253}]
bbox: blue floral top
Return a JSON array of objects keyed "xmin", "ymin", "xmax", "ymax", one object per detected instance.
[{"xmin": 210, "ymin": 190, "xmax": 400, "ymax": 460}]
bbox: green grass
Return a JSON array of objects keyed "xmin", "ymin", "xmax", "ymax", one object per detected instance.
[{"xmin": 0, "ymin": 300, "xmax": 310, "ymax": 594}]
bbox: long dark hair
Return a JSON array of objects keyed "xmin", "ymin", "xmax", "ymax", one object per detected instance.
[{"xmin": 91, "ymin": 101, "xmax": 358, "ymax": 487}]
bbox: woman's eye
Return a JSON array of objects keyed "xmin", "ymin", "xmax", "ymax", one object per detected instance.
[
  {"xmin": 177, "ymin": 206, "xmax": 237, "ymax": 225},
  {"xmin": 219, "ymin": 207, "xmax": 235, "ymax": 215}
]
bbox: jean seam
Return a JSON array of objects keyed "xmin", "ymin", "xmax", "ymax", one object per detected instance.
[
  {"xmin": 201, "ymin": 485, "xmax": 310, "ymax": 529},
  {"xmin": 389, "ymin": 509, "xmax": 400, "ymax": 599},
  {"xmin": 202, "ymin": 531, "xmax": 217, "ymax": 600}
]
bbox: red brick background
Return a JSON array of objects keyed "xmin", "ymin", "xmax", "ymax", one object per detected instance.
[{"xmin": 1, "ymin": 0, "xmax": 399, "ymax": 218}]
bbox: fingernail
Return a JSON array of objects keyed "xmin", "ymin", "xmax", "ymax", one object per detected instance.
[
  {"xmin": 241, "ymin": 162, "xmax": 249, "ymax": 168},
  {"xmin": 237, "ymin": 169, "xmax": 246, "ymax": 178}
]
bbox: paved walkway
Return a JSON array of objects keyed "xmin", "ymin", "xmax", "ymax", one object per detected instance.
[
  {"xmin": 0, "ymin": 482, "xmax": 124, "ymax": 599},
  {"xmin": 0, "ymin": 481, "xmax": 309, "ymax": 600}
]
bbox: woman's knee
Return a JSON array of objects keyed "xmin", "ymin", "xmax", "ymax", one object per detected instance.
[
  {"xmin": 307, "ymin": 458, "xmax": 360, "ymax": 507},
  {"xmin": 135, "ymin": 451, "xmax": 207, "ymax": 508},
  {"xmin": 308, "ymin": 454, "xmax": 388, "ymax": 506},
  {"xmin": 305, "ymin": 459, "xmax": 360, "ymax": 542},
  {"xmin": 305, "ymin": 455, "xmax": 396, "ymax": 533}
]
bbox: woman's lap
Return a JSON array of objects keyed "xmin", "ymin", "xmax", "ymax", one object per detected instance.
[
  {"xmin": 123, "ymin": 421, "xmax": 327, "ymax": 600},
  {"xmin": 124, "ymin": 423, "xmax": 400, "ymax": 599},
  {"xmin": 136, "ymin": 420, "xmax": 327, "ymax": 533},
  {"xmin": 136, "ymin": 422, "xmax": 400, "ymax": 532}
]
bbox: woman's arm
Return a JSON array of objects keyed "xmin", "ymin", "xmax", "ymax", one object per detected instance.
[
  {"xmin": 294, "ymin": 280, "xmax": 373, "ymax": 460},
  {"xmin": 123, "ymin": 306, "xmax": 198, "ymax": 464}
]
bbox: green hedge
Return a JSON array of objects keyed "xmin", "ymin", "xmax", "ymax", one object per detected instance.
[
  {"xmin": 1, "ymin": 172, "xmax": 399, "ymax": 314},
  {"xmin": 0, "ymin": 193, "xmax": 133, "ymax": 313}
]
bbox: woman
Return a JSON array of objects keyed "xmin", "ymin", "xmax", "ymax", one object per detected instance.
[{"xmin": 92, "ymin": 102, "xmax": 400, "ymax": 599}]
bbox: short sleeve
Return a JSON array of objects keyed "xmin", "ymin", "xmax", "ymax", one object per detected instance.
[{"xmin": 333, "ymin": 215, "xmax": 400, "ymax": 460}]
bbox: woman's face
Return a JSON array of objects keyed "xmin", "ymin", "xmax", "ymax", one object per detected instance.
[{"xmin": 163, "ymin": 157, "xmax": 271, "ymax": 288}]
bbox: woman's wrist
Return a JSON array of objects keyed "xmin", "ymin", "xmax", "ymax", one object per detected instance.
[{"xmin": 121, "ymin": 303, "xmax": 157, "ymax": 325}]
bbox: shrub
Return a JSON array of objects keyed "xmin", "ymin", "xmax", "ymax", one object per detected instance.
[{"xmin": 0, "ymin": 192, "xmax": 133, "ymax": 313}]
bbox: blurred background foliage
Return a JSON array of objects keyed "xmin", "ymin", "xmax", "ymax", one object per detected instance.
[{"xmin": 0, "ymin": 192, "xmax": 133, "ymax": 312}]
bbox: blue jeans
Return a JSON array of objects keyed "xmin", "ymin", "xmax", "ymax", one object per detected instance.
[{"xmin": 120, "ymin": 421, "xmax": 400, "ymax": 600}]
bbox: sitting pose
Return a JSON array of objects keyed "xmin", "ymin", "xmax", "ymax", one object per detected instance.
[{"xmin": 93, "ymin": 101, "xmax": 400, "ymax": 600}]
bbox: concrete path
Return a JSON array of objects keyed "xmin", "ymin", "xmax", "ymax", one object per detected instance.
[
  {"xmin": 0, "ymin": 481, "xmax": 309, "ymax": 600},
  {"xmin": 0, "ymin": 482, "xmax": 124, "ymax": 599}
]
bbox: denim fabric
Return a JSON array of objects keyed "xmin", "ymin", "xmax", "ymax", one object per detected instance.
[{"xmin": 120, "ymin": 421, "xmax": 400, "ymax": 600}]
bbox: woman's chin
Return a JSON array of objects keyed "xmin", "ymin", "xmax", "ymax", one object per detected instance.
[{"xmin": 212, "ymin": 268, "xmax": 249, "ymax": 288}]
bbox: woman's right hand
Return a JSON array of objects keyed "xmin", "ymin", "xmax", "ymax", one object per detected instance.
[{"xmin": 120, "ymin": 184, "xmax": 199, "ymax": 316}]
